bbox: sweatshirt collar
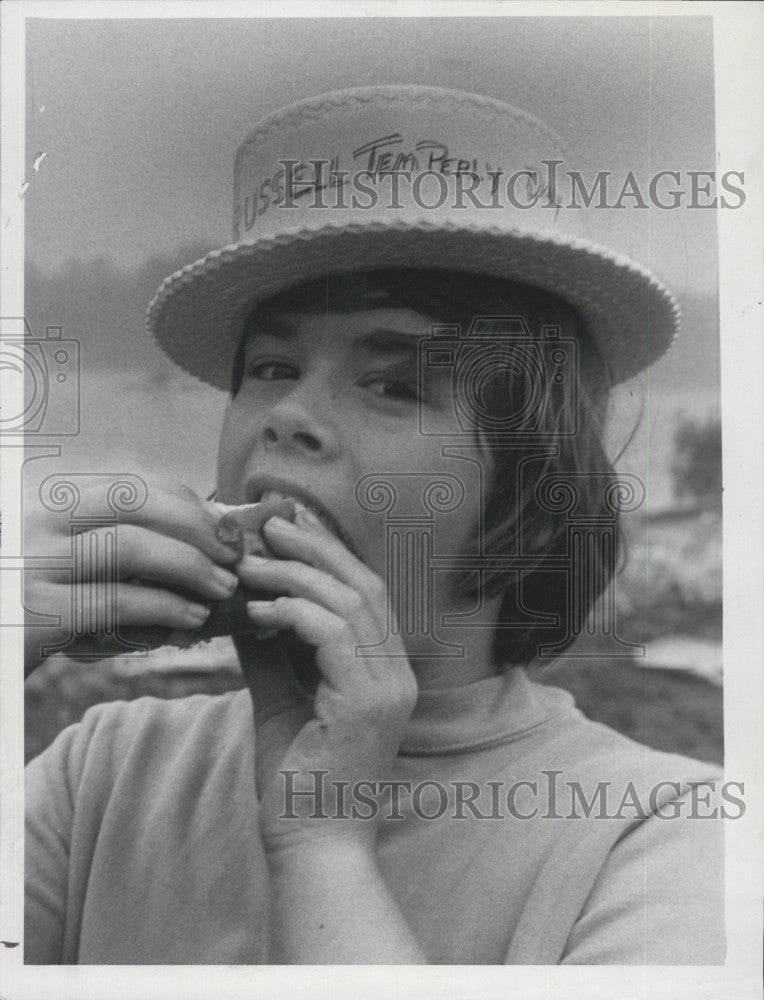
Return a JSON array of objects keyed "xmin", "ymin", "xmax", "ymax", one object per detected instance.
[{"xmin": 400, "ymin": 668, "xmax": 575, "ymax": 756}]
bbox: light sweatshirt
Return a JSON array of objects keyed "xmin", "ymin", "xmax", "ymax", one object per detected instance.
[{"xmin": 25, "ymin": 668, "xmax": 726, "ymax": 964}]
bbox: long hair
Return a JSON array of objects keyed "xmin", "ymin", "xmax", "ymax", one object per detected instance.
[{"xmin": 231, "ymin": 269, "xmax": 617, "ymax": 667}]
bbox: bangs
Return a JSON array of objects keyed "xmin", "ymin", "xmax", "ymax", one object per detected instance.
[{"xmin": 231, "ymin": 268, "xmax": 607, "ymax": 400}]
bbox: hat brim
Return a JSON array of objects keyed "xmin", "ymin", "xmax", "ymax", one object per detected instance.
[{"xmin": 147, "ymin": 219, "xmax": 679, "ymax": 390}]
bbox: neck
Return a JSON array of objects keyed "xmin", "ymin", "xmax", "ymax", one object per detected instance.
[{"xmin": 402, "ymin": 592, "xmax": 504, "ymax": 691}]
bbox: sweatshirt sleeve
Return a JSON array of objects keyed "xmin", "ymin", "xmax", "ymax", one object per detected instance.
[
  {"xmin": 25, "ymin": 698, "xmax": 159, "ymax": 964},
  {"xmin": 25, "ymin": 718, "xmax": 88, "ymax": 964},
  {"xmin": 559, "ymin": 786, "xmax": 727, "ymax": 965},
  {"xmin": 24, "ymin": 691, "xmax": 260, "ymax": 965}
]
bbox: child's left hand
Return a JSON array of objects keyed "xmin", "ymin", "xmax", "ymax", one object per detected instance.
[{"xmin": 235, "ymin": 507, "xmax": 419, "ymax": 856}]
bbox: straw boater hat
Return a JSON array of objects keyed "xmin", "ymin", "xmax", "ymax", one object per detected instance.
[{"xmin": 147, "ymin": 86, "xmax": 679, "ymax": 389}]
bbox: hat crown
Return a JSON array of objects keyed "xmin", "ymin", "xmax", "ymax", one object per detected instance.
[
  {"xmin": 232, "ymin": 85, "xmax": 582, "ymax": 245},
  {"xmin": 148, "ymin": 85, "xmax": 679, "ymax": 390}
]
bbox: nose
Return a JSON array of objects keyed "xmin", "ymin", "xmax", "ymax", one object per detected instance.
[{"xmin": 259, "ymin": 387, "xmax": 341, "ymax": 460}]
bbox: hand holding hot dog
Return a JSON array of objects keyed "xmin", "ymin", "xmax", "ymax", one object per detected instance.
[
  {"xmin": 236, "ymin": 505, "xmax": 419, "ymax": 853},
  {"xmin": 22, "ymin": 481, "xmax": 289, "ymax": 674}
]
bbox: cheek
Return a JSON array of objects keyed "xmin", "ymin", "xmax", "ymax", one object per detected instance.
[
  {"xmin": 357, "ymin": 519, "xmax": 389, "ymax": 579},
  {"xmin": 216, "ymin": 402, "xmax": 251, "ymax": 501}
]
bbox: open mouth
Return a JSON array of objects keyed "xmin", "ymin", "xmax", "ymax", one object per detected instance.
[{"xmin": 245, "ymin": 483, "xmax": 364, "ymax": 560}]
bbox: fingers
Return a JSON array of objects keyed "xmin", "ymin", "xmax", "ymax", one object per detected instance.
[
  {"xmin": 27, "ymin": 577, "xmax": 212, "ymax": 634},
  {"xmin": 113, "ymin": 581, "xmax": 212, "ymax": 630},
  {"xmin": 238, "ymin": 555, "xmax": 379, "ymax": 636},
  {"xmin": 261, "ymin": 512, "xmax": 387, "ymax": 609},
  {"xmin": 247, "ymin": 598, "xmax": 362, "ymax": 690},
  {"xmin": 247, "ymin": 597, "xmax": 418, "ymax": 750},
  {"xmin": 247, "ymin": 593, "xmax": 413, "ymax": 694},
  {"xmin": 23, "ymin": 480, "xmax": 247, "ymax": 664},
  {"xmin": 42, "ymin": 524, "xmax": 240, "ymax": 601},
  {"xmin": 65, "ymin": 482, "xmax": 241, "ymax": 565}
]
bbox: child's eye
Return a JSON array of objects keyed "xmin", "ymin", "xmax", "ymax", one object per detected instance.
[
  {"xmin": 362, "ymin": 376, "xmax": 421, "ymax": 403},
  {"xmin": 246, "ymin": 360, "xmax": 298, "ymax": 381}
]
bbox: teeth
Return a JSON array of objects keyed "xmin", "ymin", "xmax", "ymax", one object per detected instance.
[
  {"xmin": 257, "ymin": 492, "xmax": 359, "ymax": 557},
  {"xmin": 257, "ymin": 491, "xmax": 326, "ymax": 526}
]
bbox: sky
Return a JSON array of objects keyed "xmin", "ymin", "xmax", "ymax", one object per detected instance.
[{"xmin": 25, "ymin": 16, "xmax": 717, "ymax": 292}]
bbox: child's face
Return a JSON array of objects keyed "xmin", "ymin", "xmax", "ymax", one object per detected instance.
[{"xmin": 216, "ymin": 305, "xmax": 491, "ymax": 610}]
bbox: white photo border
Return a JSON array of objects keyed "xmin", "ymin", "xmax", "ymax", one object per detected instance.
[{"xmin": 1, "ymin": 2, "xmax": 761, "ymax": 997}]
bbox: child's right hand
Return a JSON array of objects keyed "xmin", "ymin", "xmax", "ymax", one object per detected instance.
[{"xmin": 23, "ymin": 481, "xmax": 242, "ymax": 675}]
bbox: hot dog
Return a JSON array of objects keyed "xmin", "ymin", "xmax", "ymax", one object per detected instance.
[{"xmin": 121, "ymin": 498, "xmax": 297, "ymax": 650}]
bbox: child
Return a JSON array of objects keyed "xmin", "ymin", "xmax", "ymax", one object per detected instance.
[{"xmin": 24, "ymin": 86, "xmax": 725, "ymax": 965}]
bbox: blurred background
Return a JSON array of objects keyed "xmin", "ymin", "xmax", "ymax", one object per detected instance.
[{"xmin": 22, "ymin": 15, "xmax": 722, "ymax": 764}]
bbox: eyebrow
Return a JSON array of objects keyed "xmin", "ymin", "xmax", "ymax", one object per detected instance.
[
  {"xmin": 245, "ymin": 315, "xmax": 297, "ymax": 341},
  {"xmin": 246, "ymin": 319, "xmax": 423, "ymax": 356},
  {"xmin": 354, "ymin": 329, "xmax": 422, "ymax": 356}
]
